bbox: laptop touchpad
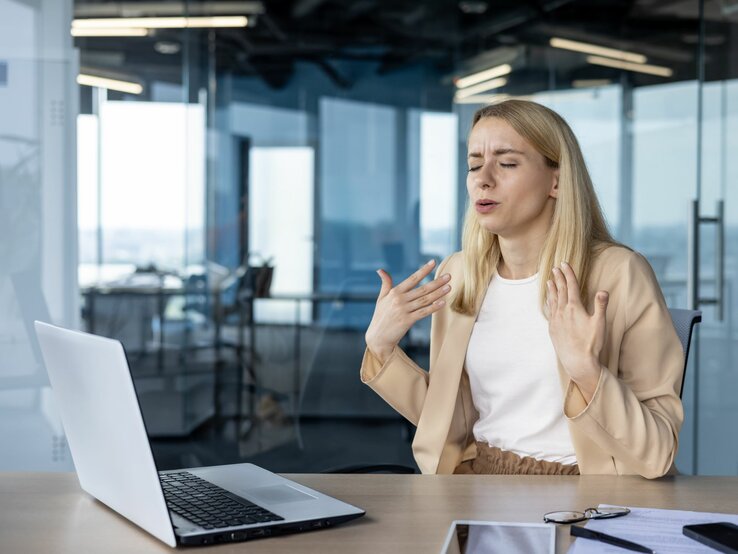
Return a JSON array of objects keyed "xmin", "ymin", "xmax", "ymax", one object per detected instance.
[{"xmin": 244, "ymin": 485, "xmax": 317, "ymax": 505}]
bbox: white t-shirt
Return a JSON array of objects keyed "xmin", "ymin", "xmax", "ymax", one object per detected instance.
[{"xmin": 465, "ymin": 271, "xmax": 577, "ymax": 465}]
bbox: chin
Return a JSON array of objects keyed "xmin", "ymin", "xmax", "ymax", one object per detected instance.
[{"xmin": 478, "ymin": 220, "xmax": 504, "ymax": 235}]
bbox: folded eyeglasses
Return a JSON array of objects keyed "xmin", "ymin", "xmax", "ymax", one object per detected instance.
[{"xmin": 543, "ymin": 506, "xmax": 630, "ymax": 524}]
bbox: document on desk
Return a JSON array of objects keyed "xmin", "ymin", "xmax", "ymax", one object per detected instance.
[{"xmin": 567, "ymin": 505, "xmax": 738, "ymax": 554}]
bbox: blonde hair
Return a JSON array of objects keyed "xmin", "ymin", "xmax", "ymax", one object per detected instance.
[{"xmin": 451, "ymin": 99, "xmax": 619, "ymax": 316}]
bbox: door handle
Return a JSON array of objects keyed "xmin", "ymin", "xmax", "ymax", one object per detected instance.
[{"xmin": 688, "ymin": 199, "xmax": 725, "ymax": 320}]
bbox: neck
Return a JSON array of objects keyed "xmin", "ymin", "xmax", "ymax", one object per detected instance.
[{"xmin": 496, "ymin": 228, "xmax": 549, "ymax": 280}]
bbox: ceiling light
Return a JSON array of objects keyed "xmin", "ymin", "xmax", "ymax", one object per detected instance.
[
  {"xmin": 454, "ymin": 93, "xmax": 510, "ymax": 104},
  {"xmin": 71, "ymin": 27, "xmax": 149, "ymax": 37},
  {"xmin": 154, "ymin": 41, "xmax": 181, "ymax": 55},
  {"xmin": 459, "ymin": 1, "xmax": 488, "ymax": 14},
  {"xmin": 586, "ymin": 56, "xmax": 673, "ymax": 77},
  {"xmin": 183, "ymin": 16, "xmax": 249, "ymax": 28},
  {"xmin": 454, "ymin": 77, "xmax": 507, "ymax": 100},
  {"xmin": 455, "ymin": 64, "xmax": 511, "ymax": 89},
  {"xmin": 74, "ymin": 2, "xmax": 264, "ymax": 18},
  {"xmin": 71, "ymin": 16, "xmax": 249, "ymax": 30},
  {"xmin": 572, "ymin": 78, "xmax": 612, "ymax": 88},
  {"xmin": 77, "ymin": 74, "xmax": 143, "ymax": 95},
  {"xmin": 550, "ymin": 37, "xmax": 647, "ymax": 64}
]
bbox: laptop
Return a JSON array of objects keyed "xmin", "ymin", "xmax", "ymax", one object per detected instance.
[{"xmin": 34, "ymin": 321, "xmax": 365, "ymax": 547}]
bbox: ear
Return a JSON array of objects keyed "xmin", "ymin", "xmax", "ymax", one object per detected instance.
[{"xmin": 549, "ymin": 169, "xmax": 559, "ymax": 199}]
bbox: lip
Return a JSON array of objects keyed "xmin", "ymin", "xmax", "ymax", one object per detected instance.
[{"xmin": 475, "ymin": 199, "xmax": 500, "ymax": 214}]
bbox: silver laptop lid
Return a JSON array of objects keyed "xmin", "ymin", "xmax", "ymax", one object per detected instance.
[{"xmin": 34, "ymin": 322, "xmax": 177, "ymax": 547}]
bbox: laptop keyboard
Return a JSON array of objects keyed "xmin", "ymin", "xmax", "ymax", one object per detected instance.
[{"xmin": 160, "ymin": 471, "xmax": 284, "ymax": 530}]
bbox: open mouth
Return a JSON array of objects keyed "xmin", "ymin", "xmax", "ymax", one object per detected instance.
[{"xmin": 475, "ymin": 199, "xmax": 500, "ymax": 213}]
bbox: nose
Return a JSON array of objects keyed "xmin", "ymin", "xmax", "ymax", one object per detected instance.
[{"xmin": 473, "ymin": 164, "xmax": 494, "ymax": 190}]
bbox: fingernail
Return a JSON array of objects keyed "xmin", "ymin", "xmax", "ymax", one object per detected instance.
[
  {"xmin": 442, "ymin": 274, "xmax": 451, "ymax": 281},
  {"xmin": 426, "ymin": 259, "xmax": 435, "ymax": 266},
  {"xmin": 376, "ymin": 269, "xmax": 382, "ymax": 276},
  {"xmin": 562, "ymin": 261, "xmax": 569, "ymax": 267}
]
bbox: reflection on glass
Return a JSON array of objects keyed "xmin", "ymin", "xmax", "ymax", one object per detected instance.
[
  {"xmin": 442, "ymin": 522, "xmax": 555, "ymax": 554},
  {"xmin": 419, "ymin": 111, "xmax": 459, "ymax": 259},
  {"xmin": 249, "ymin": 146, "xmax": 314, "ymax": 324},
  {"xmin": 77, "ymin": 99, "xmax": 206, "ymax": 271}
]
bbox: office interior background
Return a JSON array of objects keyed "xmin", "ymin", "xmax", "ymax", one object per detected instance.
[{"xmin": 2, "ymin": 0, "xmax": 738, "ymax": 476}]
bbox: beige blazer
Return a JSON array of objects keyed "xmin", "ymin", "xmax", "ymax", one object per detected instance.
[{"xmin": 360, "ymin": 246, "xmax": 684, "ymax": 478}]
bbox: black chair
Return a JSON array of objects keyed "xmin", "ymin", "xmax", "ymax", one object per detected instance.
[{"xmin": 668, "ymin": 308, "xmax": 702, "ymax": 399}]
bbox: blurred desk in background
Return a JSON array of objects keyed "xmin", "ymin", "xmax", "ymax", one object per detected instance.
[
  {"xmin": 80, "ymin": 276, "xmax": 212, "ymax": 438},
  {"xmin": 79, "ymin": 282, "xmax": 419, "ymax": 441}
]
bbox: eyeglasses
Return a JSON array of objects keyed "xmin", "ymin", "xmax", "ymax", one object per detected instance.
[{"xmin": 543, "ymin": 506, "xmax": 630, "ymax": 524}]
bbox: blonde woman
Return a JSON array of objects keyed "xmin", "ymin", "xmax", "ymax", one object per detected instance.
[{"xmin": 361, "ymin": 100, "xmax": 683, "ymax": 478}]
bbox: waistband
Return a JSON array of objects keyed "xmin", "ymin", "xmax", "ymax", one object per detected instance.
[{"xmin": 453, "ymin": 442, "xmax": 580, "ymax": 475}]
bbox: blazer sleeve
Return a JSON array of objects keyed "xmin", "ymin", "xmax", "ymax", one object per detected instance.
[
  {"xmin": 359, "ymin": 255, "xmax": 453, "ymax": 426},
  {"xmin": 563, "ymin": 252, "xmax": 685, "ymax": 479}
]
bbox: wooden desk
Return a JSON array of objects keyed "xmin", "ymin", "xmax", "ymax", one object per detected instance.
[{"xmin": 2, "ymin": 473, "xmax": 738, "ymax": 553}]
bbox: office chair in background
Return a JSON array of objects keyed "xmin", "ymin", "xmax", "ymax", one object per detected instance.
[{"xmin": 668, "ymin": 308, "xmax": 702, "ymax": 399}]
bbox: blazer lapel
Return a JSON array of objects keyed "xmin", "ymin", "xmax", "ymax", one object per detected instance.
[{"xmin": 412, "ymin": 284, "xmax": 486, "ymax": 474}]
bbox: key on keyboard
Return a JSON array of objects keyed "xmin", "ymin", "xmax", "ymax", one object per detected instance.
[{"xmin": 159, "ymin": 471, "xmax": 284, "ymax": 530}]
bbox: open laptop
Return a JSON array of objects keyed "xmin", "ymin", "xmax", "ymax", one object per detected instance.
[{"xmin": 34, "ymin": 321, "xmax": 365, "ymax": 547}]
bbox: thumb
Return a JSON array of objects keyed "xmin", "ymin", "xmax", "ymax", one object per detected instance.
[
  {"xmin": 376, "ymin": 269, "xmax": 393, "ymax": 299},
  {"xmin": 594, "ymin": 291, "xmax": 609, "ymax": 318}
]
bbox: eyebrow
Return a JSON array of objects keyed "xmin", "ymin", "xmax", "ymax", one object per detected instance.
[{"xmin": 467, "ymin": 148, "xmax": 525, "ymax": 158}]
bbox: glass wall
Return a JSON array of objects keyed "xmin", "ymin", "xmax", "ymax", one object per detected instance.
[
  {"xmin": 66, "ymin": 0, "xmax": 710, "ymax": 473},
  {"xmin": 0, "ymin": 0, "xmax": 77, "ymax": 470},
  {"xmin": 694, "ymin": 1, "xmax": 738, "ymax": 475},
  {"xmin": 9, "ymin": 0, "xmax": 738, "ymax": 475}
]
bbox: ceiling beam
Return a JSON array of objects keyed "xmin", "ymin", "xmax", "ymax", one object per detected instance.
[
  {"xmin": 458, "ymin": 0, "xmax": 576, "ymax": 44},
  {"xmin": 291, "ymin": 0, "xmax": 329, "ymax": 19}
]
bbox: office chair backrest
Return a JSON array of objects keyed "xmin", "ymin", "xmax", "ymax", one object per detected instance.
[{"xmin": 668, "ymin": 308, "xmax": 702, "ymax": 399}]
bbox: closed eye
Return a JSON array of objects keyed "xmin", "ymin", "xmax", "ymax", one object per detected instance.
[
  {"xmin": 468, "ymin": 166, "xmax": 482, "ymax": 172},
  {"xmin": 500, "ymin": 163, "xmax": 517, "ymax": 168}
]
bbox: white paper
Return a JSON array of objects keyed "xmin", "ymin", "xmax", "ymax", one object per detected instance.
[{"xmin": 567, "ymin": 504, "xmax": 738, "ymax": 553}]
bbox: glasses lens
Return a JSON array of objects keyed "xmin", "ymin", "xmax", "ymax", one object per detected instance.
[
  {"xmin": 543, "ymin": 510, "xmax": 586, "ymax": 524},
  {"xmin": 585, "ymin": 507, "xmax": 630, "ymax": 520}
]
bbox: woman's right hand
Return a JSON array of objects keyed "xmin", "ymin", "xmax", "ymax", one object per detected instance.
[{"xmin": 364, "ymin": 259, "xmax": 452, "ymax": 364}]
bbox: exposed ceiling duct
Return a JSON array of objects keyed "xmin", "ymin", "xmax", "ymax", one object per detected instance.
[{"xmin": 71, "ymin": 0, "xmax": 716, "ymax": 95}]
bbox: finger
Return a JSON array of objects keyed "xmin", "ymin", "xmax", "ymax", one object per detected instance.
[
  {"xmin": 395, "ymin": 259, "xmax": 436, "ymax": 293},
  {"xmin": 560, "ymin": 262, "xmax": 582, "ymax": 305},
  {"xmin": 552, "ymin": 266, "xmax": 567, "ymax": 308},
  {"xmin": 405, "ymin": 273, "xmax": 451, "ymax": 302},
  {"xmin": 409, "ymin": 298, "xmax": 446, "ymax": 322},
  {"xmin": 593, "ymin": 290, "xmax": 609, "ymax": 319},
  {"xmin": 408, "ymin": 282, "xmax": 451, "ymax": 312},
  {"xmin": 376, "ymin": 269, "xmax": 393, "ymax": 299},
  {"xmin": 546, "ymin": 279, "xmax": 558, "ymax": 315}
]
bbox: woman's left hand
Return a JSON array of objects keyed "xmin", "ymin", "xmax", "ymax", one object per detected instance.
[{"xmin": 546, "ymin": 261, "xmax": 609, "ymax": 401}]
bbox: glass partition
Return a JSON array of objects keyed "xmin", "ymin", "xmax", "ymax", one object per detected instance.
[
  {"xmin": 0, "ymin": 0, "xmax": 77, "ymax": 470},
  {"xmin": 694, "ymin": 0, "xmax": 738, "ymax": 475},
  {"xmin": 69, "ymin": 0, "xmax": 708, "ymax": 473},
  {"xmin": 10, "ymin": 0, "xmax": 738, "ymax": 475}
]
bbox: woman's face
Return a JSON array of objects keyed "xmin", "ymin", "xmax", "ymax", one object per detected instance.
[{"xmin": 466, "ymin": 116, "xmax": 559, "ymax": 240}]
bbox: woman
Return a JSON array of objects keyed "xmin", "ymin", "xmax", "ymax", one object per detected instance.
[{"xmin": 361, "ymin": 99, "xmax": 683, "ymax": 478}]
